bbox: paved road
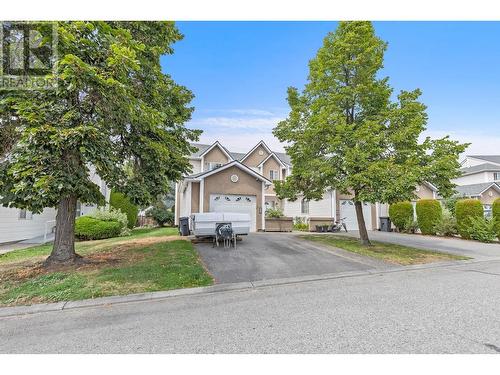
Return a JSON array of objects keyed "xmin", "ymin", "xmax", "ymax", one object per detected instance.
[
  {"xmin": 336, "ymin": 230, "xmax": 500, "ymax": 261},
  {"xmin": 2, "ymin": 259, "xmax": 500, "ymax": 353},
  {"xmin": 195, "ymin": 232, "xmax": 392, "ymax": 283}
]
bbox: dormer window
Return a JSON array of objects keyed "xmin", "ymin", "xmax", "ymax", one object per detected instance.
[
  {"xmin": 269, "ymin": 170, "xmax": 279, "ymax": 180},
  {"xmin": 494, "ymin": 172, "xmax": 500, "ymax": 181}
]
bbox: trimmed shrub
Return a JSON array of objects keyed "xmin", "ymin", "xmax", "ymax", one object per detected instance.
[
  {"xmin": 466, "ymin": 216, "xmax": 497, "ymax": 243},
  {"xmin": 455, "ymin": 199, "xmax": 484, "ymax": 239},
  {"xmin": 389, "ymin": 201, "xmax": 414, "ymax": 232},
  {"xmin": 493, "ymin": 198, "xmax": 500, "ymax": 239},
  {"xmin": 89, "ymin": 207, "xmax": 128, "ymax": 230},
  {"xmin": 415, "ymin": 199, "xmax": 442, "ymax": 235},
  {"xmin": 75, "ymin": 216, "xmax": 122, "ymax": 241},
  {"xmin": 434, "ymin": 208, "xmax": 457, "ymax": 237},
  {"xmin": 109, "ymin": 191, "xmax": 138, "ymax": 229}
]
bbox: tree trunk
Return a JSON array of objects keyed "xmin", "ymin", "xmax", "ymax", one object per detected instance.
[
  {"xmin": 44, "ymin": 195, "xmax": 79, "ymax": 265},
  {"xmin": 354, "ymin": 200, "xmax": 372, "ymax": 246}
]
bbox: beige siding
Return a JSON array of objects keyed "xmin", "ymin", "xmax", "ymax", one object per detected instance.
[
  {"xmin": 204, "ymin": 146, "xmax": 229, "ymax": 165},
  {"xmin": 242, "ymin": 145, "xmax": 269, "ymax": 167},
  {"xmin": 480, "ymin": 187, "xmax": 500, "ymax": 204},
  {"xmin": 203, "ymin": 166, "xmax": 264, "ymax": 230},
  {"xmin": 415, "ymin": 184, "xmax": 435, "ymax": 200},
  {"xmin": 191, "ymin": 182, "xmax": 200, "ymax": 213},
  {"xmin": 262, "ymin": 157, "xmax": 281, "ymax": 195}
]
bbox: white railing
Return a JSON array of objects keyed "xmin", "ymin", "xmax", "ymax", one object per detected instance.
[{"xmin": 44, "ymin": 220, "xmax": 56, "ymax": 243}]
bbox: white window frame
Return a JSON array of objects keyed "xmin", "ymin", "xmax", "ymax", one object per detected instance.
[
  {"xmin": 19, "ymin": 209, "xmax": 33, "ymax": 220},
  {"xmin": 301, "ymin": 198, "xmax": 309, "ymax": 214},
  {"xmin": 206, "ymin": 162, "xmax": 223, "ymax": 171},
  {"xmin": 494, "ymin": 172, "xmax": 500, "ymax": 181},
  {"xmin": 484, "ymin": 204, "xmax": 493, "ymax": 218},
  {"xmin": 269, "ymin": 169, "xmax": 279, "ymax": 180}
]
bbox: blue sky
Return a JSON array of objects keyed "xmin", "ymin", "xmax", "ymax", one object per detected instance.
[{"xmin": 161, "ymin": 21, "xmax": 500, "ymax": 154}]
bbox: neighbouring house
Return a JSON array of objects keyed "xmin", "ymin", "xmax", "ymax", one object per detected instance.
[
  {"xmin": 0, "ymin": 165, "xmax": 110, "ymax": 244},
  {"xmin": 175, "ymin": 140, "xmax": 379, "ymax": 232},
  {"xmin": 377, "ymin": 182, "xmax": 439, "ymax": 224},
  {"xmin": 452, "ymin": 155, "xmax": 500, "ymax": 216}
]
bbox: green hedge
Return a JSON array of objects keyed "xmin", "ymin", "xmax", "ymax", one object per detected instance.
[
  {"xmin": 455, "ymin": 199, "xmax": 484, "ymax": 239},
  {"xmin": 492, "ymin": 198, "xmax": 500, "ymax": 239},
  {"xmin": 110, "ymin": 191, "xmax": 138, "ymax": 229},
  {"xmin": 388, "ymin": 201, "xmax": 414, "ymax": 231},
  {"xmin": 75, "ymin": 216, "xmax": 122, "ymax": 241},
  {"xmin": 415, "ymin": 199, "xmax": 442, "ymax": 235}
]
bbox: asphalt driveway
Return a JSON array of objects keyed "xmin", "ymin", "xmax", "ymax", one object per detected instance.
[
  {"xmin": 335, "ymin": 230, "xmax": 500, "ymax": 261},
  {"xmin": 195, "ymin": 232, "xmax": 392, "ymax": 283}
]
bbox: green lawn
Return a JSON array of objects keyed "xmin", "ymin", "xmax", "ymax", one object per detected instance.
[
  {"xmin": 0, "ymin": 227, "xmax": 213, "ymax": 306},
  {"xmin": 301, "ymin": 234, "xmax": 470, "ymax": 265}
]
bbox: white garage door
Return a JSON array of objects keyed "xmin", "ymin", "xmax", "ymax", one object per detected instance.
[
  {"xmin": 209, "ymin": 194, "xmax": 257, "ymax": 232},
  {"xmin": 339, "ymin": 200, "xmax": 372, "ymax": 231}
]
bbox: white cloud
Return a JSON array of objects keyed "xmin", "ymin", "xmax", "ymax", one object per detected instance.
[
  {"xmin": 423, "ymin": 130, "xmax": 500, "ymax": 156},
  {"xmin": 197, "ymin": 132, "xmax": 287, "ymax": 153},
  {"xmin": 190, "ymin": 116, "xmax": 285, "ymax": 131}
]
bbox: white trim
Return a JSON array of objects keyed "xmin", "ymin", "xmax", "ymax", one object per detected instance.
[
  {"xmin": 375, "ymin": 202, "xmax": 380, "ymax": 229},
  {"xmin": 239, "ymin": 140, "xmax": 273, "ymax": 163},
  {"xmin": 261, "ymin": 181, "xmax": 265, "ymax": 231},
  {"xmin": 256, "ymin": 152, "xmax": 286, "ymax": 169},
  {"xmin": 174, "ymin": 182, "xmax": 179, "ymax": 225},
  {"xmin": 423, "ymin": 181, "xmax": 439, "ymax": 192},
  {"xmin": 186, "ymin": 160, "xmax": 273, "ymax": 185},
  {"xmin": 199, "ymin": 179, "xmax": 204, "ymax": 213},
  {"xmin": 478, "ymin": 183, "xmax": 500, "ymax": 195},
  {"xmin": 332, "ymin": 190, "xmax": 337, "ymax": 220}
]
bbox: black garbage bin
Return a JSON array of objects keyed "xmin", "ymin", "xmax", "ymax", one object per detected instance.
[
  {"xmin": 179, "ymin": 216, "xmax": 190, "ymax": 236},
  {"xmin": 379, "ymin": 217, "xmax": 391, "ymax": 232}
]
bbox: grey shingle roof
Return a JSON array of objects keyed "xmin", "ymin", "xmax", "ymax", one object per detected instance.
[
  {"xmin": 468, "ymin": 155, "xmax": 500, "ymax": 165},
  {"xmin": 455, "ymin": 182, "xmax": 500, "ymax": 197},
  {"xmin": 190, "ymin": 143, "xmax": 211, "ymax": 158},
  {"xmin": 460, "ymin": 163, "xmax": 500, "ymax": 175},
  {"xmin": 190, "ymin": 142, "xmax": 290, "ymax": 165}
]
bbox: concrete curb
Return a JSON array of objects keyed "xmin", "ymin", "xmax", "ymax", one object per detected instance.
[{"xmin": 0, "ymin": 257, "xmax": 496, "ymax": 319}]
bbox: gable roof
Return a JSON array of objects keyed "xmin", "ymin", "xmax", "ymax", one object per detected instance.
[
  {"xmin": 197, "ymin": 141, "xmax": 233, "ymax": 161},
  {"xmin": 422, "ymin": 181, "xmax": 438, "ymax": 192},
  {"xmin": 455, "ymin": 182, "xmax": 500, "ymax": 197},
  {"xmin": 466, "ymin": 155, "xmax": 500, "ymax": 165},
  {"xmin": 257, "ymin": 152, "xmax": 286, "ymax": 168},
  {"xmin": 460, "ymin": 163, "xmax": 500, "ymax": 176},
  {"xmin": 239, "ymin": 140, "xmax": 273, "ymax": 163},
  {"xmin": 185, "ymin": 160, "xmax": 272, "ymax": 185},
  {"xmin": 189, "ymin": 142, "xmax": 290, "ymax": 165}
]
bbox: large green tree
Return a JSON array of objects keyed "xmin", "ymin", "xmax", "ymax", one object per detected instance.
[
  {"xmin": 273, "ymin": 21, "xmax": 467, "ymax": 245},
  {"xmin": 0, "ymin": 22, "xmax": 199, "ymax": 264}
]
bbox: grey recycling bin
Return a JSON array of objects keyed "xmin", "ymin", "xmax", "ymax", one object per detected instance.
[
  {"xmin": 179, "ymin": 216, "xmax": 190, "ymax": 236},
  {"xmin": 379, "ymin": 217, "xmax": 391, "ymax": 232}
]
